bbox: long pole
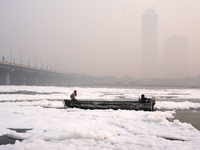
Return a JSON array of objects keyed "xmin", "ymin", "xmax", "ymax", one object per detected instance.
[
  {"xmin": 40, "ymin": 58, "xmax": 43, "ymax": 69},
  {"xmin": 28, "ymin": 55, "xmax": 29, "ymax": 67},
  {"xmin": 10, "ymin": 49, "xmax": 12, "ymax": 64},
  {"xmin": 19, "ymin": 52, "xmax": 21, "ymax": 65},
  {"xmin": 46, "ymin": 60, "xmax": 48, "ymax": 70},
  {"xmin": 35, "ymin": 57, "xmax": 36, "ymax": 68}
]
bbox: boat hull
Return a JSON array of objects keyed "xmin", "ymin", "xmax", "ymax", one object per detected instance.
[{"xmin": 63, "ymin": 100, "xmax": 154, "ymax": 111}]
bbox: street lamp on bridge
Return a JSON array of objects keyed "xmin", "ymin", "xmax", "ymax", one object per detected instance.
[
  {"xmin": 19, "ymin": 52, "xmax": 22, "ymax": 65},
  {"xmin": 10, "ymin": 49, "xmax": 12, "ymax": 64},
  {"xmin": 40, "ymin": 59, "xmax": 43, "ymax": 69},
  {"xmin": 35, "ymin": 57, "xmax": 37, "ymax": 68}
]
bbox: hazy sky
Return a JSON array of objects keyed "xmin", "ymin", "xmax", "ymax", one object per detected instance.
[{"xmin": 0, "ymin": 0, "xmax": 199, "ymax": 78}]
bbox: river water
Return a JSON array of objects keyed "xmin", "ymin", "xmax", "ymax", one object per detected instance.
[{"xmin": 0, "ymin": 85, "xmax": 200, "ymax": 150}]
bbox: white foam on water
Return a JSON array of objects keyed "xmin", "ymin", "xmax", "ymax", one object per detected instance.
[{"xmin": 0, "ymin": 86, "xmax": 200, "ymax": 150}]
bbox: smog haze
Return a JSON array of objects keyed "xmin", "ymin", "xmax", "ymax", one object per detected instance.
[{"xmin": 0, "ymin": 0, "xmax": 199, "ymax": 78}]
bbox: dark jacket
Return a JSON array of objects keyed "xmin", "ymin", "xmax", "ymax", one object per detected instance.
[{"xmin": 141, "ymin": 97, "xmax": 148, "ymax": 103}]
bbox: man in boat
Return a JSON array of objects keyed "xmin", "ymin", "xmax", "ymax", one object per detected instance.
[
  {"xmin": 70, "ymin": 90, "xmax": 77, "ymax": 101},
  {"xmin": 139, "ymin": 94, "xmax": 156, "ymax": 109},
  {"xmin": 139, "ymin": 94, "xmax": 149, "ymax": 103}
]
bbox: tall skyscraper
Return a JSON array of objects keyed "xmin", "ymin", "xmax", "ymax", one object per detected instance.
[
  {"xmin": 141, "ymin": 9, "xmax": 158, "ymax": 79},
  {"xmin": 164, "ymin": 35, "xmax": 189, "ymax": 78}
]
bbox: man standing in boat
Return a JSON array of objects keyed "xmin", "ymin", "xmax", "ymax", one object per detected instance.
[{"xmin": 70, "ymin": 90, "xmax": 77, "ymax": 101}]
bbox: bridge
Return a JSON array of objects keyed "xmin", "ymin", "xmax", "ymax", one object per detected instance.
[{"xmin": 0, "ymin": 60, "xmax": 79, "ymax": 86}]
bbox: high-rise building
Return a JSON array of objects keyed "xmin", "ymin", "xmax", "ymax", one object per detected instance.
[
  {"xmin": 163, "ymin": 35, "xmax": 189, "ymax": 78},
  {"xmin": 141, "ymin": 9, "xmax": 158, "ymax": 79}
]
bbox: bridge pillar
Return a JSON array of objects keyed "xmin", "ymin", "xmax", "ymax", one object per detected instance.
[
  {"xmin": 54, "ymin": 76, "xmax": 67, "ymax": 86},
  {"xmin": 0, "ymin": 69, "xmax": 9, "ymax": 85},
  {"xmin": 47, "ymin": 75, "xmax": 56, "ymax": 86},
  {"xmin": 9, "ymin": 70, "xmax": 26, "ymax": 85},
  {"xmin": 55, "ymin": 76, "xmax": 62, "ymax": 86},
  {"xmin": 25, "ymin": 72, "xmax": 39, "ymax": 85},
  {"xmin": 37, "ymin": 73, "xmax": 48, "ymax": 86},
  {"xmin": 66, "ymin": 75, "xmax": 77, "ymax": 86},
  {"xmin": 61, "ymin": 76, "xmax": 67, "ymax": 86}
]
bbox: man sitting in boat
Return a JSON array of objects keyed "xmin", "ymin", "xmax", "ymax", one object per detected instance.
[
  {"xmin": 70, "ymin": 90, "xmax": 77, "ymax": 101},
  {"xmin": 139, "ymin": 94, "xmax": 149, "ymax": 103}
]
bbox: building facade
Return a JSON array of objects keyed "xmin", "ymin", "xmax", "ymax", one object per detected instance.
[
  {"xmin": 163, "ymin": 35, "xmax": 189, "ymax": 78},
  {"xmin": 141, "ymin": 9, "xmax": 158, "ymax": 79}
]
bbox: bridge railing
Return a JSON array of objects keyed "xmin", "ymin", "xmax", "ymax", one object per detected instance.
[
  {"xmin": 0, "ymin": 60, "xmax": 74, "ymax": 76},
  {"xmin": 0, "ymin": 60, "xmax": 80, "ymax": 85}
]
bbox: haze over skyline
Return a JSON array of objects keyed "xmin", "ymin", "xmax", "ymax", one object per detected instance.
[{"xmin": 0, "ymin": 0, "xmax": 199, "ymax": 78}]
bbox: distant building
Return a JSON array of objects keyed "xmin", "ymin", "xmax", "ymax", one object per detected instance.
[
  {"xmin": 129, "ymin": 80, "xmax": 151, "ymax": 85},
  {"xmin": 163, "ymin": 35, "xmax": 189, "ymax": 78},
  {"xmin": 141, "ymin": 9, "xmax": 158, "ymax": 79}
]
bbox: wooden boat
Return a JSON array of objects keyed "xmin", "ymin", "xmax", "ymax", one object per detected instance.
[{"xmin": 63, "ymin": 98, "xmax": 155, "ymax": 111}]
